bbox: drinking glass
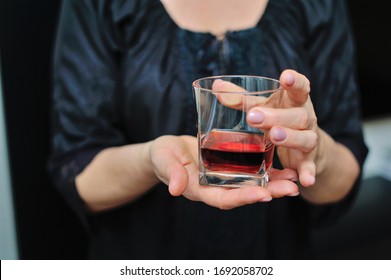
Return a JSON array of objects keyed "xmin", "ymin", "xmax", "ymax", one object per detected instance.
[{"xmin": 192, "ymin": 75, "xmax": 282, "ymax": 187}]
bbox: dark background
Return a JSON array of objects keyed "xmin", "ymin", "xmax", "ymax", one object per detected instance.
[
  {"xmin": 0, "ymin": 0, "xmax": 390, "ymax": 259},
  {"xmin": 0, "ymin": 0, "xmax": 87, "ymax": 259}
]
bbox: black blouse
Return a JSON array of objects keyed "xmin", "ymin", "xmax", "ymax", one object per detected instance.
[{"xmin": 48, "ymin": 0, "xmax": 368, "ymax": 259}]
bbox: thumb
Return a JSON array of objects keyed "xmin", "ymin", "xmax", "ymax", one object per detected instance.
[
  {"xmin": 166, "ymin": 162, "xmax": 189, "ymax": 196},
  {"xmin": 153, "ymin": 148, "xmax": 189, "ymax": 197}
]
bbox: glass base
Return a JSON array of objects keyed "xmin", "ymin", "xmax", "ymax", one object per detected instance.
[{"xmin": 199, "ymin": 171, "xmax": 268, "ymax": 188}]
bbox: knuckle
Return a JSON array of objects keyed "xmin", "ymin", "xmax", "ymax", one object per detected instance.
[
  {"xmin": 297, "ymin": 109, "xmax": 310, "ymax": 129},
  {"xmin": 299, "ymin": 73, "xmax": 310, "ymax": 93},
  {"xmin": 303, "ymin": 131, "xmax": 318, "ymax": 152},
  {"xmin": 305, "ymin": 80, "xmax": 311, "ymax": 93}
]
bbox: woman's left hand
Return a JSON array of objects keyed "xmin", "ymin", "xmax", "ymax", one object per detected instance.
[{"xmin": 246, "ymin": 69, "xmax": 319, "ymax": 187}]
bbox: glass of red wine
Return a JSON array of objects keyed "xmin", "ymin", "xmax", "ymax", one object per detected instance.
[{"xmin": 192, "ymin": 75, "xmax": 282, "ymax": 187}]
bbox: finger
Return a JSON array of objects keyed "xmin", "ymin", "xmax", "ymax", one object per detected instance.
[
  {"xmin": 247, "ymin": 107, "xmax": 310, "ymax": 130},
  {"xmin": 212, "ymin": 79, "xmax": 246, "ymax": 93},
  {"xmin": 269, "ymin": 126, "xmax": 317, "ymax": 153},
  {"xmin": 212, "ymin": 79, "xmax": 276, "ymax": 111},
  {"xmin": 280, "ymin": 69, "xmax": 310, "ymax": 105},
  {"xmin": 197, "ymin": 185, "xmax": 273, "ymax": 210},
  {"xmin": 269, "ymin": 168, "xmax": 298, "ymax": 182},
  {"xmin": 153, "ymin": 147, "xmax": 190, "ymax": 196},
  {"xmin": 212, "ymin": 79, "xmax": 245, "ymax": 108},
  {"xmin": 297, "ymin": 160, "xmax": 316, "ymax": 187},
  {"xmin": 197, "ymin": 168, "xmax": 299, "ymax": 209},
  {"xmin": 266, "ymin": 180, "xmax": 300, "ymax": 198},
  {"xmin": 166, "ymin": 162, "xmax": 190, "ymax": 196}
]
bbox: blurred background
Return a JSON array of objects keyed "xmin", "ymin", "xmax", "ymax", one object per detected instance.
[{"xmin": 1, "ymin": 0, "xmax": 390, "ymax": 259}]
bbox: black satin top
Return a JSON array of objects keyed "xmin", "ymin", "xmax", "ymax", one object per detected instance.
[{"xmin": 48, "ymin": 0, "xmax": 368, "ymax": 259}]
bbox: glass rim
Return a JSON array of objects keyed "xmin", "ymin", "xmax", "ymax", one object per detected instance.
[{"xmin": 192, "ymin": 75, "xmax": 281, "ymax": 95}]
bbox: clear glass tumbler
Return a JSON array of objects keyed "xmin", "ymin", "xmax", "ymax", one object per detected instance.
[{"xmin": 192, "ymin": 75, "xmax": 282, "ymax": 187}]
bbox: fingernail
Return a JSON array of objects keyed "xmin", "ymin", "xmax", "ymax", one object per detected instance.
[
  {"xmin": 212, "ymin": 79, "xmax": 228, "ymax": 89},
  {"xmin": 214, "ymin": 79, "xmax": 224, "ymax": 86},
  {"xmin": 300, "ymin": 175, "xmax": 316, "ymax": 187},
  {"xmin": 307, "ymin": 175, "xmax": 316, "ymax": 186},
  {"xmin": 260, "ymin": 196, "xmax": 273, "ymax": 202},
  {"xmin": 288, "ymin": 192, "xmax": 300, "ymax": 197},
  {"xmin": 285, "ymin": 73, "xmax": 295, "ymax": 86},
  {"xmin": 247, "ymin": 110, "xmax": 265, "ymax": 124},
  {"xmin": 271, "ymin": 127, "xmax": 286, "ymax": 142}
]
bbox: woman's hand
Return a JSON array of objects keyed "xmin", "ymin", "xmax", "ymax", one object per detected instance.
[
  {"xmin": 148, "ymin": 135, "xmax": 299, "ymax": 210},
  {"xmin": 245, "ymin": 69, "xmax": 359, "ymax": 203},
  {"xmin": 245, "ymin": 69, "xmax": 318, "ymax": 187},
  {"xmin": 211, "ymin": 69, "xmax": 318, "ymax": 189}
]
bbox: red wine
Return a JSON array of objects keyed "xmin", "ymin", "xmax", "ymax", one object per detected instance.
[{"xmin": 201, "ymin": 129, "xmax": 274, "ymax": 174}]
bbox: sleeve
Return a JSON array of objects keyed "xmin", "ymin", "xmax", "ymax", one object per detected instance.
[
  {"xmin": 47, "ymin": 0, "xmax": 131, "ymax": 227},
  {"xmin": 300, "ymin": 0, "xmax": 369, "ymax": 228}
]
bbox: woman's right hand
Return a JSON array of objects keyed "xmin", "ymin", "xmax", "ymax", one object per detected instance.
[
  {"xmin": 76, "ymin": 134, "xmax": 299, "ymax": 213},
  {"xmin": 148, "ymin": 135, "xmax": 299, "ymax": 210}
]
